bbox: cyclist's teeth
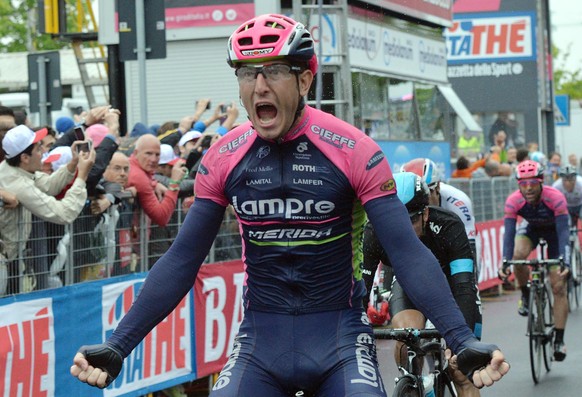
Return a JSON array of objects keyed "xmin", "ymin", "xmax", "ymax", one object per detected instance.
[{"xmin": 257, "ymin": 104, "xmax": 276, "ymax": 121}]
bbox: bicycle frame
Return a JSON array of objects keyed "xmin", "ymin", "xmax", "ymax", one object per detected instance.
[
  {"xmin": 505, "ymin": 242, "xmax": 561, "ymax": 384},
  {"xmin": 568, "ymin": 226, "xmax": 581, "ymax": 309},
  {"xmin": 374, "ymin": 327, "xmax": 456, "ymax": 397}
]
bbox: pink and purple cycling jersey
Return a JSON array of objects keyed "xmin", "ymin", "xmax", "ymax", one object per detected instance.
[
  {"xmin": 196, "ymin": 105, "xmax": 396, "ymax": 314},
  {"xmin": 503, "ymin": 186, "xmax": 569, "ymax": 261},
  {"xmin": 504, "ymin": 186, "xmax": 568, "ymax": 226}
]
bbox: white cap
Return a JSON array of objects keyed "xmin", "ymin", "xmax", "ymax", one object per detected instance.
[
  {"xmin": 159, "ymin": 144, "xmax": 179, "ymax": 165},
  {"xmin": 2, "ymin": 125, "xmax": 48, "ymax": 159},
  {"xmin": 42, "ymin": 146, "xmax": 73, "ymax": 171},
  {"xmin": 178, "ymin": 130, "xmax": 202, "ymax": 147}
]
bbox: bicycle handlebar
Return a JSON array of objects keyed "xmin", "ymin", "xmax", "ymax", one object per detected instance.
[
  {"xmin": 504, "ymin": 258, "xmax": 563, "ymax": 266},
  {"xmin": 373, "ymin": 327, "xmax": 442, "ymax": 341}
]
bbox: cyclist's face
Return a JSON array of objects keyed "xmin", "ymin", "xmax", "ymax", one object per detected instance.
[
  {"xmin": 562, "ymin": 176, "xmax": 576, "ymax": 192},
  {"xmin": 409, "ymin": 207, "xmax": 428, "ymax": 236},
  {"xmin": 237, "ymin": 62, "xmax": 313, "ymax": 141},
  {"xmin": 428, "ymin": 182, "xmax": 440, "ymax": 206},
  {"xmin": 518, "ymin": 178, "xmax": 542, "ymax": 204}
]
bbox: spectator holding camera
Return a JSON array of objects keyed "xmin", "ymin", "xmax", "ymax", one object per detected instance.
[{"xmin": 0, "ymin": 125, "xmax": 95, "ymax": 294}]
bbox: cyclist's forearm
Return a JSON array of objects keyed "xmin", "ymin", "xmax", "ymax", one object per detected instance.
[
  {"xmin": 502, "ymin": 218, "xmax": 517, "ymax": 259},
  {"xmin": 451, "ymin": 272, "xmax": 479, "ymax": 335}
]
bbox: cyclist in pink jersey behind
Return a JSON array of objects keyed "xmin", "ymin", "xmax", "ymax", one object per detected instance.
[
  {"xmin": 499, "ymin": 160, "xmax": 570, "ymax": 361},
  {"xmin": 70, "ymin": 14, "xmax": 509, "ymax": 396}
]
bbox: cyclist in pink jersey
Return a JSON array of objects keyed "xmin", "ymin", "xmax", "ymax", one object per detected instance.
[
  {"xmin": 71, "ymin": 14, "xmax": 509, "ymax": 395},
  {"xmin": 499, "ymin": 160, "xmax": 570, "ymax": 361}
]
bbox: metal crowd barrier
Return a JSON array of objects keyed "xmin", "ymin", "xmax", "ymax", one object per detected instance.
[
  {"xmin": 446, "ymin": 176, "xmax": 518, "ymax": 222},
  {"xmin": 0, "ymin": 199, "xmax": 242, "ymax": 297},
  {"xmin": 1, "ymin": 177, "xmax": 518, "ymax": 297}
]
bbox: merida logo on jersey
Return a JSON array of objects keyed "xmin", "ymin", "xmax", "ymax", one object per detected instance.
[
  {"xmin": 249, "ymin": 227, "xmax": 332, "ymax": 240},
  {"xmin": 232, "ymin": 196, "xmax": 335, "ymax": 218},
  {"xmin": 218, "ymin": 129, "xmax": 254, "ymax": 154},
  {"xmin": 310, "ymin": 125, "xmax": 356, "ymax": 149}
]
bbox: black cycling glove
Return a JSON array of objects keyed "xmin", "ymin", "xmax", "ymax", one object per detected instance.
[
  {"xmin": 456, "ymin": 340, "xmax": 499, "ymax": 384},
  {"xmin": 79, "ymin": 343, "xmax": 124, "ymax": 388}
]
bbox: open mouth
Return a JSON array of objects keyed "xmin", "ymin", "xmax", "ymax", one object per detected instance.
[{"xmin": 256, "ymin": 103, "xmax": 277, "ymax": 123}]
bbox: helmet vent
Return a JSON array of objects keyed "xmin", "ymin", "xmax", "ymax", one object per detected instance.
[
  {"xmin": 238, "ymin": 37, "xmax": 253, "ymax": 46},
  {"xmin": 261, "ymin": 35, "xmax": 280, "ymax": 44}
]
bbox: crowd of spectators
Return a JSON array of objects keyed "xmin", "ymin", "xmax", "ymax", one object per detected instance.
[
  {"xmin": 452, "ymin": 124, "xmax": 577, "ymax": 183},
  {"xmin": 0, "ymin": 100, "xmax": 242, "ymax": 297}
]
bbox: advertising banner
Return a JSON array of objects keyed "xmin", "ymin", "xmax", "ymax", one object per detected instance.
[
  {"xmin": 0, "ymin": 260, "xmax": 244, "ymax": 397},
  {"xmin": 476, "ymin": 219, "xmax": 504, "ymax": 290}
]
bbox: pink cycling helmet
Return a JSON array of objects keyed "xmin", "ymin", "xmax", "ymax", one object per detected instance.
[
  {"xmin": 400, "ymin": 158, "xmax": 441, "ymax": 189},
  {"xmin": 227, "ymin": 14, "xmax": 318, "ymax": 74},
  {"xmin": 515, "ymin": 160, "xmax": 544, "ymax": 180}
]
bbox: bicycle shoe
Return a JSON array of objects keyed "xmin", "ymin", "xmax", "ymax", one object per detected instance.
[
  {"xmin": 553, "ymin": 341, "xmax": 567, "ymax": 362},
  {"xmin": 517, "ymin": 295, "xmax": 529, "ymax": 317}
]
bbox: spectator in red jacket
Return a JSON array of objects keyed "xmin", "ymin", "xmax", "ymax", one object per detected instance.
[{"xmin": 127, "ymin": 134, "xmax": 186, "ymax": 227}]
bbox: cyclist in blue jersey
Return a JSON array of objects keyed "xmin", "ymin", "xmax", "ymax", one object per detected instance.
[{"xmin": 70, "ymin": 14, "xmax": 509, "ymax": 396}]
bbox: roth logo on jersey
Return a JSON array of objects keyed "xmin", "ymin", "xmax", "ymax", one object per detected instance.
[
  {"xmin": 445, "ymin": 13, "xmax": 536, "ymax": 63},
  {"xmin": 104, "ymin": 281, "xmax": 190, "ymax": 389}
]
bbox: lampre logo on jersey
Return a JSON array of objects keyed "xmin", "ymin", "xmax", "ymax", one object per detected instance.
[
  {"xmin": 445, "ymin": 13, "xmax": 536, "ymax": 63},
  {"xmin": 232, "ymin": 196, "xmax": 335, "ymax": 219}
]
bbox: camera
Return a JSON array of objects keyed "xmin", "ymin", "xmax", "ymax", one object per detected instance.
[
  {"xmin": 197, "ymin": 100, "xmax": 211, "ymax": 110},
  {"xmin": 73, "ymin": 125, "xmax": 85, "ymax": 141},
  {"xmin": 220, "ymin": 104, "xmax": 227, "ymax": 113},
  {"xmin": 76, "ymin": 140, "xmax": 93, "ymax": 153}
]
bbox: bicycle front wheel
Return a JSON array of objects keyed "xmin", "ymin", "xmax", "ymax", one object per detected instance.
[
  {"xmin": 392, "ymin": 376, "xmax": 422, "ymax": 397},
  {"xmin": 574, "ymin": 250, "xmax": 582, "ymax": 309},
  {"xmin": 568, "ymin": 248, "xmax": 579, "ymax": 310},
  {"xmin": 528, "ymin": 288, "xmax": 543, "ymax": 384},
  {"xmin": 541, "ymin": 284, "xmax": 554, "ymax": 372}
]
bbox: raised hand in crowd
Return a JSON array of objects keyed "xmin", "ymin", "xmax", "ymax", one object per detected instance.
[
  {"xmin": 177, "ymin": 98, "xmax": 211, "ymax": 133},
  {"xmin": 103, "ymin": 108, "xmax": 121, "ymax": 138},
  {"xmin": 0, "ymin": 188, "xmax": 19, "ymax": 209},
  {"xmin": 69, "ymin": 141, "xmax": 96, "ymax": 181},
  {"xmin": 170, "ymin": 159, "xmax": 188, "ymax": 183},
  {"xmin": 82, "ymin": 105, "xmax": 114, "ymax": 127},
  {"xmin": 221, "ymin": 102, "xmax": 240, "ymax": 131}
]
